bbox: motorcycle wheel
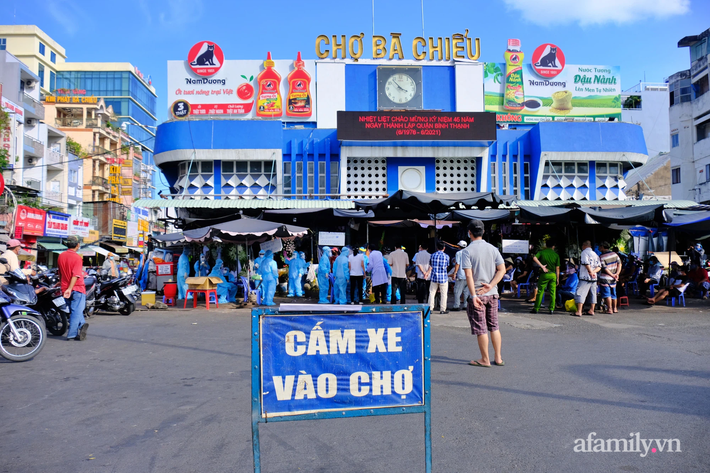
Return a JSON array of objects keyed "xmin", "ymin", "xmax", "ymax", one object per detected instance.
[
  {"xmin": 0, "ymin": 316, "xmax": 46, "ymax": 362},
  {"xmin": 45, "ymin": 309, "xmax": 68, "ymax": 336},
  {"xmin": 119, "ymin": 302, "xmax": 135, "ymax": 316}
]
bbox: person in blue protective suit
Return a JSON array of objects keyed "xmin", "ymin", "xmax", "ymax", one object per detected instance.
[
  {"xmin": 361, "ymin": 247, "xmax": 369, "ymax": 300},
  {"xmin": 258, "ymin": 250, "xmax": 278, "ymax": 306},
  {"xmin": 318, "ymin": 247, "xmax": 332, "ymax": 304},
  {"xmin": 177, "ymin": 247, "xmax": 190, "ymax": 300},
  {"xmin": 297, "ymin": 252, "xmax": 308, "ymax": 297},
  {"xmin": 253, "ymin": 249, "xmax": 265, "ymax": 273},
  {"xmin": 194, "ymin": 252, "xmax": 210, "ymax": 277},
  {"xmin": 285, "ymin": 251, "xmax": 301, "ymax": 297},
  {"xmin": 210, "ymin": 257, "xmax": 238, "ymax": 303},
  {"xmin": 333, "ymin": 247, "xmax": 351, "ymax": 305},
  {"xmin": 383, "ymin": 253, "xmax": 393, "ymax": 303}
]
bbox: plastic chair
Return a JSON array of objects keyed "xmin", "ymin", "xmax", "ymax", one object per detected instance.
[
  {"xmin": 239, "ymin": 276, "xmax": 251, "ymax": 302},
  {"xmin": 184, "ymin": 289, "xmax": 218, "ymax": 309},
  {"xmin": 618, "ymin": 296, "xmax": 629, "ymax": 307},
  {"xmin": 162, "ymin": 295, "xmax": 176, "ymax": 306},
  {"xmin": 516, "ymin": 271, "xmax": 534, "ymax": 299},
  {"xmin": 666, "ymin": 286, "xmax": 688, "ymax": 307},
  {"xmin": 625, "ymin": 266, "xmax": 641, "ymax": 296},
  {"xmin": 501, "ymin": 268, "xmax": 516, "ymax": 293},
  {"xmin": 650, "ymin": 284, "xmax": 660, "ymax": 297}
]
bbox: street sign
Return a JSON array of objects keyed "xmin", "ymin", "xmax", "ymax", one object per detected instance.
[{"xmin": 251, "ymin": 304, "xmax": 432, "ymax": 472}]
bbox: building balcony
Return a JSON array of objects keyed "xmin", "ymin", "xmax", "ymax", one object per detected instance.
[
  {"xmin": 23, "ymin": 134, "xmax": 45, "ymax": 158},
  {"xmin": 91, "ymin": 176, "xmax": 111, "ymax": 192},
  {"xmin": 86, "ymin": 117, "xmax": 99, "ymax": 127},
  {"xmin": 24, "ymin": 178, "xmax": 41, "ymax": 191},
  {"xmin": 89, "ymin": 145, "xmax": 115, "ymax": 160},
  {"xmin": 43, "ymin": 191, "xmax": 64, "ymax": 204},
  {"xmin": 695, "ymin": 135, "xmax": 710, "ymax": 161},
  {"xmin": 45, "ymin": 149, "xmax": 64, "ymax": 170},
  {"xmin": 55, "ymin": 117, "xmax": 85, "ymax": 128},
  {"xmin": 693, "ymin": 91, "xmax": 710, "ymax": 121},
  {"xmin": 22, "ymin": 93, "xmax": 45, "ymax": 120}
]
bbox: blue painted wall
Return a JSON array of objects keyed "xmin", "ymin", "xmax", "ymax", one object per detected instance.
[
  {"xmin": 345, "ymin": 64, "xmax": 378, "ymax": 112},
  {"xmin": 386, "ymin": 157, "xmax": 436, "ymax": 194},
  {"xmin": 422, "ymin": 66, "xmax": 455, "ymax": 111},
  {"xmin": 155, "ymin": 120, "xmax": 283, "ymax": 153},
  {"xmin": 533, "ymin": 122, "xmax": 648, "ymax": 154}
]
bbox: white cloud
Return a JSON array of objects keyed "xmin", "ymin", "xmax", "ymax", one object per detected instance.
[
  {"xmin": 158, "ymin": 0, "xmax": 204, "ymax": 27},
  {"xmin": 501, "ymin": 0, "xmax": 690, "ymax": 26}
]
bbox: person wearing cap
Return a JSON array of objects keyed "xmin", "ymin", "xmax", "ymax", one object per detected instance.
[
  {"xmin": 387, "ymin": 243, "xmax": 409, "ymax": 304},
  {"xmin": 531, "ymin": 239, "xmax": 560, "ymax": 314},
  {"xmin": 1, "ymin": 239, "xmax": 29, "ymax": 276},
  {"xmin": 58, "ymin": 236, "xmax": 88, "ymax": 341},
  {"xmin": 102, "ymin": 252, "xmax": 119, "ymax": 278},
  {"xmin": 599, "ymin": 242, "xmax": 622, "ymax": 314},
  {"xmin": 461, "ymin": 219, "xmax": 506, "ymax": 367},
  {"xmin": 451, "ymin": 240, "xmax": 470, "ymax": 311}
]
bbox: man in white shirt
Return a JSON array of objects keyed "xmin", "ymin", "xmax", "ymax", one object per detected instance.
[
  {"xmin": 387, "ymin": 244, "xmax": 409, "ymax": 304},
  {"xmin": 348, "ymin": 247, "xmax": 366, "ymax": 304},
  {"xmin": 575, "ymin": 240, "xmax": 601, "ymax": 316},
  {"xmin": 415, "ymin": 245, "xmax": 431, "ymax": 303},
  {"xmin": 451, "ymin": 240, "xmax": 470, "ymax": 311}
]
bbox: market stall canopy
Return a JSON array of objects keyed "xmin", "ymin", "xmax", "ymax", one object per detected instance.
[
  {"xmin": 664, "ymin": 211, "xmax": 710, "ymax": 236},
  {"xmin": 38, "ymin": 242, "xmax": 67, "ymax": 254},
  {"xmin": 579, "ymin": 205, "xmax": 669, "ymax": 225},
  {"xmin": 518, "ymin": 206, "xmax": 580, "ymax": 223},
  {"xmin": 100, "ymin": 242, "xmax": 129, "ymax": 254},
  {"xmin": 263, "ymin": 208, "xmax": 375, "ymax": 218},
  {"xmin": 354, "ymin": 190, "xmax": 509, "ymax": 214},
  {"xmin": 368, "ymin": 219, "xmax": 459, "ymax": 229},
  {"xmin": 89, "ymin": 245, "xmax": 110, "ymax": 257},
  {"xmin": 166, "ymin": 218, "xmax": 309, "ymax": 243},
  {"xmin": 451, "ymin": 209, "xmax": 512, "ymax": 222}
]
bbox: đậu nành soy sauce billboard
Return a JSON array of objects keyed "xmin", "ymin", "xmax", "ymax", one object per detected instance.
[{"xmin": 484, "ymin": 41, "xmax": 621, "ymax": 124}]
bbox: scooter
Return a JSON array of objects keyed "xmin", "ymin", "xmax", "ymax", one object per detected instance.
[
  {"xmin": 2, "ymin": 266, "xmax": 70, "ymax": 337},
  {"xmin": 84, "ymin": 269, "xmax": 137, "ymax": 316},
  {"xmin": 0, "ymin": 268, "xmax": 46, "ymax": 362}
]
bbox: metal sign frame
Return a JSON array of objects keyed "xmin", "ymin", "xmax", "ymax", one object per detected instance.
[{"xmin": 251, "ymin": 304, "xmax": 432, "ymax": 472}]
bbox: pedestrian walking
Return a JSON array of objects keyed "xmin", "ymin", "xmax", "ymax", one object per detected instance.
[
  {"xmin": 531, "ymin": 239, "xmax": 560, "ymax": 314},
  {"xmin": 367, "ymin": 243, "xmax": 388, "ymax": 304},
  {"xmin": 428, "ymin": 240, "xmax": 450, "ymax": 314},
  {"xmin": 461, "ymin": 220, "xmax": 506, "ymax": 368},
  {"xmin": 58, "ymin": 236, "xmax": 88, "ymax": 341},
  {"xmin": 451, "ymin": 240, "xmax": 470, "ymax": 311},
  {"xmin": 599, "ymin": 242, "xmax": 621, "ymax": 314},
  {"xmin": 414, "ymin": 244, "xmax": 431, "ymax": 303},
  {"xmin": 348, "ymin": 247, "xmax": 366, "ymax": 304},
  {"xmin": 387, "ymin": 243, "xmax": 409, "ymax": 304},
  {"xmin": 574, "ymin": 240, "xmax": 601, "ymax": 317}
]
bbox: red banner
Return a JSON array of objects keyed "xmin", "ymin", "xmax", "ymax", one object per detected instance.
[
  {"xmin": 189, "ymin": 102, "xmax": 254, "ymax": 116},
  {"xmin": 15, "ymin": 205, "xmax": 46, "ymax": 236}
]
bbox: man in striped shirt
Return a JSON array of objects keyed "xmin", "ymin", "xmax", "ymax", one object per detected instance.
[
  {"xmin": 599, "ymin": 242, "xmax": 622, "ymax": 314},
  {"xmin": 428, "ymin": 240, "xmax": 450, "ymax": 314}
]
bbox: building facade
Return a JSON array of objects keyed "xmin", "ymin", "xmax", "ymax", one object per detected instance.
[
  {"xmin": 621, "ymin": 82, "xmax": 670, "ymax": 159},
  {"xmin": 670, "ymin": 28, "xmax": 710, "ymax": 203},
  {"xmin": 154, "ymin": 41, "xmax": 647, "ymax": 206}
]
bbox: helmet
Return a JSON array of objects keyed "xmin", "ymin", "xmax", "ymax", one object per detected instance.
[{"xmin": 458, "ymin": 240, "xmax": 468, "ymax": 248}]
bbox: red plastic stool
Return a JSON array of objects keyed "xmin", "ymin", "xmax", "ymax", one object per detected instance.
[
  {"xmin": 619, "ymin": 296, "xmax": 629, "ymax": 307},
  {"xmin": 184, "ymin": 289, "xmax": 219, "ymax": 309}
]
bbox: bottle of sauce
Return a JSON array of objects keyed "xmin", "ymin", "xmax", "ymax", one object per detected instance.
[
  {"xmin": 256, "ymin": 52, "xmax": 282, "ymax": 117},
  {"xmin": 503, "ymin": 39, "xmax": 525, "ymax": 111},
  {"xmin": 286, "ymin": 52, "xmax": 312, "ymax": 117}
]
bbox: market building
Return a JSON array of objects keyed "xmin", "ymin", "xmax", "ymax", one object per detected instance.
[{"xmin": 145, "ymin": 36, "xmax": 648, "ymax": 217}]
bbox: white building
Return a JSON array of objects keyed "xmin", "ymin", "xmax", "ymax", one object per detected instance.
[
  {"xmin": 621, "ymin": 82, "xmax": 671, "ymax": 159},
  {"xmin": 670, "ymin": 28, "xmax": 710, "ymax": 203}
]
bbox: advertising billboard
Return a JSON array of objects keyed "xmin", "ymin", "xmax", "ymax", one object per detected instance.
[
  {"xmin": 15, "ymin": 205, "xmax": 46, "ymax": 237},
  {"xmin": 167, "ymin": 43, "xmax": 316, "ymax": 121},
  {"xmin": 44, "ymin": 211, "xmax": 70, "ymax": 238},
  {"xmin": 484, "ymin": 42, "xmax": 621, "ymax": 124}
]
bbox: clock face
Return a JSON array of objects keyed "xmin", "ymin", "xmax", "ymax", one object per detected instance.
[{"xmin": 385, "ymin": 73, "xmax": 417, "ymax": 104}]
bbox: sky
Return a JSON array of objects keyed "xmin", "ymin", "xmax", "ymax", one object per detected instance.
[{"xmin": 1, "ymin": 0, "xmax": 707, "ymax": 122}]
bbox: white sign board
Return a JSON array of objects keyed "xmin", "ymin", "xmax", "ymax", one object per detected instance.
[
  {"xmin": 167, "ymin": 58, "xmax": 316, "ymax": 121},
  {"xmin": 319, "ymin": 232, "xmax": 345, "ymax": 247},
  {"xmin": 260, "ymin": 238, "xmax": 283, "ymax": 254},
  {"xmin": 502, "ymin": 239, "xmax": 529, "ymax": 254},
  {"xmin": 70, "ymin": 216, "xmax": 91, "ymax": 238}
]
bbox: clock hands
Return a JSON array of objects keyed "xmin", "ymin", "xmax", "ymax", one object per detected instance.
[{"xmin": 394, "ymin": 81, "xmax": 407, "ymax": 92}]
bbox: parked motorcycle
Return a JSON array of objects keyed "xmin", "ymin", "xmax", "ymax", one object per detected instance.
[
  {"xmin": 84, "ymin": 269, "xmax": 137, "ymax": 316},
  {"xmin": 0, "ymin": 270, "xmax": 46, "ymax": 362},
  {"xmin": 1, "ymin": 266, "xmax": 70, "ymax": 336}
]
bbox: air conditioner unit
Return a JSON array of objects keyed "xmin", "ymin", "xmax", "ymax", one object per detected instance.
[
  {"xmin": 27, "ymin": 157, "xmax": 35, "ymax": 165},
  {"xmin": 25, "ymin": 79, "xmax": 37, "ymax": 88},
  {"xmin": 25, "ymin": 118, "xmax": 37, "ymax": 126}
]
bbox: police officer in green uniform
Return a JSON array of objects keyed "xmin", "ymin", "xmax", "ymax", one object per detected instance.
[{"xmin": 531, "ymin": 239, "xmax": 560, "ymax": 314}]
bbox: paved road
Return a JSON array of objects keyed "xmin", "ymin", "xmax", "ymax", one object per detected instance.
[{"xmin": 1, "ymin": 297, "xmax": 709, "ymax": 472}]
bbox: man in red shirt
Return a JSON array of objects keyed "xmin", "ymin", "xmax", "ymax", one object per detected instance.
[
  {"xmin": 687, "ymin": 264, "xmax": 710, "ymax": 299},
  {"xmin": 58, "ymin": 236, "xmax": 88, "ymax": 340}
]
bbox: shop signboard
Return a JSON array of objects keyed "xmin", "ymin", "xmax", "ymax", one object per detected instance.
[
  {"xmin": 337, "ymin": 111, "xmax": 497, "ymax": 141},
  {"xmin": 112, "ymin": 219, "xmax": 127, "ymax": 242},
  {"xmin": 502, "ymin": 239, "xmax": 529, "ymax": 254},
  {"xmin": 251, "ymin": 305, "xmax": 432, "ymax": 472},
  {"xmin": 70, "ymin": 217, "xmax": 91, "ymax": 238},
  {"xmin": 167, "ymin": 49, "xmax": 316, "ymax": 121},
  {"xmin": 15, "ymin": 205, "xmax": 46, "ymax": 237},
  {"xmin": 260, "ymin": 238, "xmax": 283, "ymax": 254},
  {"xmin": 318, "ymin": 232, "xmax": 345, "ymax": 246},
  {"xmin": 484, "ymin": 42, "xmax": 621, "ymax": 124},
  {"xmin": 85, "ymin": 230, "xmax": 100, "ymax": 244},
  {"xmin": 44, "ymin": 211, "xmax": 70, "ymax": 238}
]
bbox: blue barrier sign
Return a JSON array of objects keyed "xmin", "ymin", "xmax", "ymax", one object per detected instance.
[
  {"xmin": 251, "ymin": 304, "xmax": 432, "ymax": 472},
  {"xmin": 261, "ymin": 311, "xmax": 424, "ymax": 416}
]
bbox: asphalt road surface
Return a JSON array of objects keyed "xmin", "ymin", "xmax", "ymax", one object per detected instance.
[{"xmin": 1, "ymin": 297, "xmax": 709, "ymax": 473}]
